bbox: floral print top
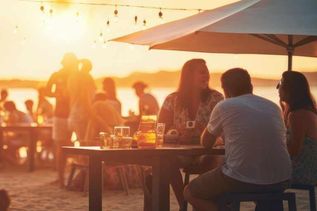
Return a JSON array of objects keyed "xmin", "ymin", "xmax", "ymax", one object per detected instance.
[
  {"xmin": 292, "ymin": 137, "xmax": 317, "ymax": 185},
  {"xmin": 161, "ymin": 90, "xmax": 223, "ymax": 144}
]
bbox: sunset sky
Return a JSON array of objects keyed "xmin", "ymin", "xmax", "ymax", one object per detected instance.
[{"xmin": 1, "ymin": 0, "xmax": 317, "ymax": 80}]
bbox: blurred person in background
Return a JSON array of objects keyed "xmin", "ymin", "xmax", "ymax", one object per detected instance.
[
  {"xmin": 4, "ymin": 101, "xmax": 32, "ymax": 125},
  {"xmin": 24, "ymin": 99, "xmax": 36, "ymax": 122},
  {"xmin": 132, "ymin": 81, "xmax": 159, "ymax": 116},
  {"xmin": 84, "ymin": 92, "xmax": 123, "ymax": 142},
  {"xmin": 0, "ymin": 89, "xmax": 8, "ymax": 112},
  {"xmin": 46, "ymin": 52, "xmax": 78, "ymax": 187},
  {"xmin": 3, "ymin": 101, "xmax": 33, "ymax": 164},
  {"xmin": 67, "ymin": 58, "xmax": 96, "ymax": 143},
  {"xmin": 102, "ymin": 77, "xmax": 121, "ymax": 115}
]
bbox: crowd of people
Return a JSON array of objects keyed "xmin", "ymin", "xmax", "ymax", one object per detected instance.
[
  {"xmin": 0, "ymin": 52, "xmax": 316, "ymax": 211},
  {"xmin": 43, "ymin": 52, "xmax": 161, "ymax": 187}
]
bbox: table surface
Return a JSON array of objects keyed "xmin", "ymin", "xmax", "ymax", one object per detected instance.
[
  {"xmin": 63, "ymin": 145, "xmax": 225, "ymax": 156},
  {"xmin": 0, "ymin": 124, "xmax": 52, "ymax": 129}
]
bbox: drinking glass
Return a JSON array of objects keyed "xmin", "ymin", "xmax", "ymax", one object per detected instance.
[
  {"xmin": 99, "ymin": 132, "xmax": 112, "ymax": 149},
  {"xmin": 114, "ymin": 126, "xmax": 130, "ymax": 137},
  {"xmin": 113, "ymin": 126, "xmax": 130, "ymax": 148},
  {"xmin": 156, "ymin": 123, "xmax": 166, "ymax": 147}
]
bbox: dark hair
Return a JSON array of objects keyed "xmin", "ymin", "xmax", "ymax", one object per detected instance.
[
  {"xmin": 221, "ymin": 68, "xmax": 252, "ymax": 96},
  {"xmin": 25, "ymin": 99, "xmax": 34, "ymax": 106},
  {"xmin": 281, "ymin": 71, "xmax": 316, "ymax": 113},
  {"xmin": 3, "ymin": 101, "xmax": 16, "ymax": 111},
  {"xmin": 177, "ymin": 59, "xmax": 212, "ymax": 111},
  {"xmin": 103, "ymin": 77, "xmax": 117, "ymax": 100},
  {"xmin": 1, "ymin": 89, "xmax": 8, "ymax": 97}
]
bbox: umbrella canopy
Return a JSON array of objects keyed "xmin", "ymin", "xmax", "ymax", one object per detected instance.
[{"xmin": 112, "ymin": 0, "xmax": 317, "ymax": 70}]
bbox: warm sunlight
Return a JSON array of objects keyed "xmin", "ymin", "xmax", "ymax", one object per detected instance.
[
  {"xmin": 43, "ymin": 10, "xmax": 87, "ymax": 43},
  {"xmin": 0, "ymin": 1, "xmax": 317, "ymax": 211}
]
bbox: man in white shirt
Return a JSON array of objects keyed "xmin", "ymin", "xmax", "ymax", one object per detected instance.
[{"xmin": 184, "ymin": 68, "xmax": 291, "ymax": 211}]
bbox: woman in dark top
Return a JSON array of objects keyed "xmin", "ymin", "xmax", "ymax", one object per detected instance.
[{"xmin": 278, "ymin": 71, "xmax": 317, "ymax": 184}]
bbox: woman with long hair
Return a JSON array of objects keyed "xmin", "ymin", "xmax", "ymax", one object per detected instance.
[
  {"xmin": 155, "ymin": 59, "xmax": 224, "ymax": 210},
  {"xmin": 103, "ymin": 77, "xmax": 122, "ymax": 115},
  {"xmin": 278, "ymin": 70, "xmax": 317, "ymax": 184},
  {"xmin": 159, "ymin": 59, "xmax": 223, "ymax": 142}
]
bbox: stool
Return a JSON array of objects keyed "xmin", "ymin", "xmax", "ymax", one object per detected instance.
[
  {"xmin": 291, "ymin": 183, "xmax": 316, "ymax": 211},
  {"xmin": 220, "ymin": 192, "xmax": 297, "ymax": 211}
]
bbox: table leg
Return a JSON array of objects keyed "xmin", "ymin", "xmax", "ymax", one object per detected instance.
[
  {"xmin": 0, "ymin": 129, "xmax": 3, "ymax": 164},
  {"xmin": 89, "ymin": 155, "xmax": 102, "ymax": 211},
  {"xmin": 28, "ymin": 129, "xmax": 37, "ymax": 172},
  {"xmin": 152, "ymin": 156, "xmax": 170, "ymax": 211}
]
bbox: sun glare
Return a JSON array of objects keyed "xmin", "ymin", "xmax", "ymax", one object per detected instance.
[{"xmin": 43, "ymin": 10, "xmax": 86, "ymax": 43}]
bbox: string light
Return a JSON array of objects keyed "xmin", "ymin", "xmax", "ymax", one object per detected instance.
[
  {"xmin": 22, "ymin": 0, "xmax": 203, "ymax": 13},
  {"xmin": 40, "ymin": 5, "xmax": 45, "ymax": 13},
  {"xmin": 158, "ymin": 8, "xmax": 163, "ymax": 19},
  {"xmin": 114, "ymin": 5, "xmax": 118, "ymax": 17},
  {"xmin": 18, "ymin": 0, "xmax": 204, "ymax": 47},
  {"xmin": 134, "ymin": 16, "xmax": 138, "ymax": 24},
  {"xmin": 13, "ymin": 25, "xmax": 19, "ymax": 34},
  {"xmin": 99, "ymin": 32, "xmax": 103, "ymax": 42}
]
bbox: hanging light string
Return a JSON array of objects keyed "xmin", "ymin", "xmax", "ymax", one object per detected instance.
[
  {"xmin": 17, "ymin": 0, "xmax": 203, "ymax": 47},
  {"xmin": 19, "ymin": 0, "xmax": 203, "ymax": 12}
]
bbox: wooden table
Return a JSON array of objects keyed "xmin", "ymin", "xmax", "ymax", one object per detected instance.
[
  {"xmin": 63, "ymin": 145, "xmax": 225, "ymax": 211},
  {"xmin": 0, "ymin": 124, "xmax": 52, "ymax": 171}
]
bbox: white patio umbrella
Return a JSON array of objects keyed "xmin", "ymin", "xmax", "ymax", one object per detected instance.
[{"xmin": 112, "ymin": 0, "xmax": 317, "ymax": 71}]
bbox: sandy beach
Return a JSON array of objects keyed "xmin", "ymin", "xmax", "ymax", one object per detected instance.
[
  {"xmin": 0, "ymin": 165, "xmax": 314, "ymax": 211},
  {"xmin": 0, "ymin": 165, "xmax": 180, "ymax": 211}
]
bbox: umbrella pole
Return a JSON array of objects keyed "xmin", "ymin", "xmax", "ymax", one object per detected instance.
[
  {"xmin": 287, "ymin": 51, "xmax": 293, "ymax": 71},
  {"xmin": 287, "ymin": 35, "xmax": 293, "ymax": 71}
]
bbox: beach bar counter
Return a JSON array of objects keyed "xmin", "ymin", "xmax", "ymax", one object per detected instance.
[{"xmin": 63, "ymin": 145, "xmax": 224, "ymax": 211}]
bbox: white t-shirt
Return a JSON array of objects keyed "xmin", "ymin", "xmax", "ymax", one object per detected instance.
[{"xmin": 207, "ymin": 94, "xmax": 291, "ymax": 185}]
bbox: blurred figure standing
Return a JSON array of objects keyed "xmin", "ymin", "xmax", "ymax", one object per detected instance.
[
  {"xmin": 102, "ymin": 77, "xmax": 121, "ymax": 115},
  {"xmin": 132, "ymin": 81, "xmax": 159, "ymax": 116},
  {"xmin": 0, "ymin": 89, "xmax": 8, "ymax": 112},
  {"xmin": 46, "ymin": 52, "xmax": 78, "ymax": 187},
  {"xmin": 24, "ymin": 99, "xmax": 36, "ymax": 122},
  {"xmin": 67, "ymin": 58, "xmax": 96, "ymax": 143}
]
